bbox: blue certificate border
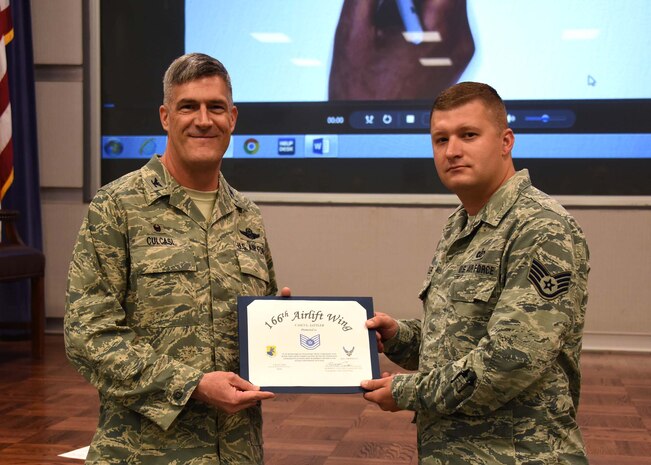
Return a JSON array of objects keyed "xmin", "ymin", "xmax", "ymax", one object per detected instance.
[{"xmin": 237, "ymin": 296, "xmax": 381, "ymax": 394}]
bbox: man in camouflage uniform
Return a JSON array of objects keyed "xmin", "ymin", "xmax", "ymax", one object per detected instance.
[
  {"xmin": 65, "ymin": 53, "xmax": 282, "ymax": 464},
  {"xmin": 362, "ymin": 82, "xmax": 590, "ymax": 464}
]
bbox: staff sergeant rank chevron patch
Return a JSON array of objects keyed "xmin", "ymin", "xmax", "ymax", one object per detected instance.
[{"xmin": 528, "ymin": 258, "xmax": 572, "ymax": 300}]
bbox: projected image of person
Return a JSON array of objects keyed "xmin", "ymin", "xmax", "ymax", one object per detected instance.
[
  {"xmin": 361, "ymin": 82, "xmax": 590, "ymax": 464},
  {"xmin": 65, "ymin": 53, "xmax": 289, "ymax": 464},
  {"xmin": 329, "ymin": 0, "xmax": 475, "ymax": 100}
]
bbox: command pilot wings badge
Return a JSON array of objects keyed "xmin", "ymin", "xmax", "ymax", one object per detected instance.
[
  {"xmin": 528, "ymin": 258, "xmax": 572, "ymax": 300},
  {"xmin": 240, "ymin": 228, "xmax": 260, "ymax": 239}
]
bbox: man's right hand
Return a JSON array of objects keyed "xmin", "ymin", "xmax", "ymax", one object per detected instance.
[
  {"xmin": 365, "ymin": 311, "xmax": 399, "ymax": 353},
  {"xmin": 191, "ymin": 371, "xmax": 275, "ymax": 414}
]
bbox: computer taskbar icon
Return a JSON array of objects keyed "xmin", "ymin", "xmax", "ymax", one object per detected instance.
[
  {"xmin": 244, "ymin": 138, "xmax": 260, "ymax": 155},
  {"xmin": 103, "ymin": 138, "xmax": 124, "ymax": 156}
]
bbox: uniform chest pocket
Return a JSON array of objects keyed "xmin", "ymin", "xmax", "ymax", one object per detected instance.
[
  {"xmin": 450, "ymin": 275, "xmax": 497, "ymax": 302},
  {"xmin": 446, "ymin": 275, "xmax": 499, "ymax": 350},
  {"xmin": 237, "ymin": 249, "xmax": 270, "ymax": 296},
  {"xmin": 449, "ymin": 274, "xmax": 498, "ymax": 319},
  {"xmin": 131, "ymin": 246, "xmax": 198, "ymax": 328}
]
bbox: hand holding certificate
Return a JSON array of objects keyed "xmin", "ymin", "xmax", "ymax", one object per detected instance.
[{"xmin": 238, "ymin": 296, "xmax": 380, "ymax": 393}]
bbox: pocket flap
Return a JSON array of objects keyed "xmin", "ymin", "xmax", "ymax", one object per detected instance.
[
  {"xmin": 450, "ymin": 277, "xmax": 497, "ymax": 303},
  {"xmin": 236, "ymin": 249, "xmax": 270, "ymax": 283},
  {"xmin": 132, "ymin": 246, "xmax": 197, "ymax": 275}
]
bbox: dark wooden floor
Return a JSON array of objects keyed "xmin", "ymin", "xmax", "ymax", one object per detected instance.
[{"xmin": 0, "ymin": 335, "xmax": 650, "ymax": 464}]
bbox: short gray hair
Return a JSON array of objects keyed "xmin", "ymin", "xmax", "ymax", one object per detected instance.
[{"xmin": 162, "ymin": 53, "xmax": 233, "ymax": 105}]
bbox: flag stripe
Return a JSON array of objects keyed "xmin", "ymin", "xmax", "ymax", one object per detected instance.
[
  {"xmin": 0, "ymin": 138, "xmax": 12, "ymax": 199},
  {"xmin": 0, "ymin": 0, "xmax": 11, "ymax": 42},
  {"xmin": 0, "ymin": 71, "xmax": 9, "ymax": 110},
  {"xmin": 0, "ymin": 0, "xmax": 13, "ymax": 201},
  {"xmin": 0, "ymin": 100, "xmax": 11, "ymax": 149}
]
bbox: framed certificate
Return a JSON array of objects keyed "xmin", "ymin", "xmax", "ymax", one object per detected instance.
[{"xmin": 237, "ymin": 296, "xmax": 381, "ymax": 393}]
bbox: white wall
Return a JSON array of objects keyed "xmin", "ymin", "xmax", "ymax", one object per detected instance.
[
  {"xmin": 257, "ymin": 203, "xmax": 651, "ymax": 351},
  {"xmin": 31, "ymin": 0, "xmax": 651, "ymax": 351}
]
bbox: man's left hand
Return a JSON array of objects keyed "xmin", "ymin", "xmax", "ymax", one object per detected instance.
[{"xmin": 361, "ymin": 372, "xmax": 401, "ymax": 412}]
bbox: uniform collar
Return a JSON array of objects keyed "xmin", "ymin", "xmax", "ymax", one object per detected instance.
[
  {"xmin": 475, "ymin": 169, "xmax": 531, "ymax": 227},
  {"xmin": 142, "ymin": 155, "xmax": 173, "ymax": 203},
  {"xmin": 141, "ymin": 155, "xmax": 249, "ymax": 221},
  {"xmin": 449, "ymin": 169, "xmax": 532, "ymax": 228}
]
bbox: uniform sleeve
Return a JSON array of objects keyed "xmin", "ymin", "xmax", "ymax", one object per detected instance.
[
  {"xmin": 64, "ymin": 190, "xmax": 204, "ymax": 431},
  {"xmin": 264, "ymin": 234, "xmax": 278, "ymax": 296},
  {"xmin": 392, "ymin": 216, "xmax": 583, "ymax": 416},
  {"xmin": 382, "ymin": 319, "xmax": 422, "ymax": 371}
]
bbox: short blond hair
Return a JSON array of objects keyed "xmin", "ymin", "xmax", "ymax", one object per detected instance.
[{"xmin": 431, "ymin": 82, "xmax": 508, "ymax": 131}]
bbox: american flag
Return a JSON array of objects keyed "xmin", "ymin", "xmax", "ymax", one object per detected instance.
[{"xmin": 0, "ymin": 0, "xmax": 13, "ymax": 202}]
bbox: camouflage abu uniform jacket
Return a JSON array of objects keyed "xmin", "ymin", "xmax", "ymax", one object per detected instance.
[
  {"xmin": 384, "ymin": 170, "xmax": 589, "ymax": 465},
  {"xmin": 65, "ymin": 156, "xmax": 277, "ymax": 464}
]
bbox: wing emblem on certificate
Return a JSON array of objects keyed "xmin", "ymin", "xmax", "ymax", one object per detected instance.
[{"xmin": 238, "ymin": 296, "xmax": 381, "ymax": 393}]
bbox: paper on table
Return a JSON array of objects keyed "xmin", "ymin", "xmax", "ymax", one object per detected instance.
[{"xmin": 58, "ymin": 445, "xmax": 89, "ymax": 460}]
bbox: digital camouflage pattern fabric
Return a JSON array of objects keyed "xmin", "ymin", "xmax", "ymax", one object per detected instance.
[
  {"xmin": 65, "ymin": 156, "xmax": 277, "ymax": 464},
  {"xmin": 383, "ymin": 170, "xmax": 590, "ymax": 465}
]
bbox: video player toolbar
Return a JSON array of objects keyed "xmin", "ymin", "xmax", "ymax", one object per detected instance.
[{"xmin": 347, "ymin": 109, "xmax": 576, "ymax": 130}]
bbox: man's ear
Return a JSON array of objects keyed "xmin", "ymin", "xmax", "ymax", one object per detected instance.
[
  {"xmin": 160, "ymin": 104, "xmax": 169, "ymax": 131},
  {"xmin": 502, "ymin": 128, "xmax": 515, "ymax": 157},
  {"xmin": 229, "ymin": 105, "xmax": 238, "ymax": 133}
]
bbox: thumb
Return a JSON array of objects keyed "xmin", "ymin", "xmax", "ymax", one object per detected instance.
[
  {"xmin": 239, "ymin": 390, "xmax": 276, "ymax": 402},
  {"xmin": 229, "ymin": 375, "xmax": 258, "ymax": 392},
  {"xmin": 365, "ymin": 316, "xmax": 380, "ymax": 329},
  {"xmin": 361, "ymin": 378, "xmax": 383, "ymax": 390}
]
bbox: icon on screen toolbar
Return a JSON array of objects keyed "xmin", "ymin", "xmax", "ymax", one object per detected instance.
[
  {"xmin": 278, "ymin": 138, "xmax": 295, "ymax": 155},
  {"xmin": 313, "ymin": 138, "xmax": 330, "ymax": 155},
  {"xmin": 304, "ymin": 135, "xmax": 338, "ymax": 157},
  {"xmin": 139, "ymin": 138, "xmax": 157, "ymax": 156},
  {"xmin": 104, "ymin": 138, "xmax": 124, "ymax": 156},
  {"xmin": 244, "ymin": 138, "xmax": 260, "ymax": 155}
]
